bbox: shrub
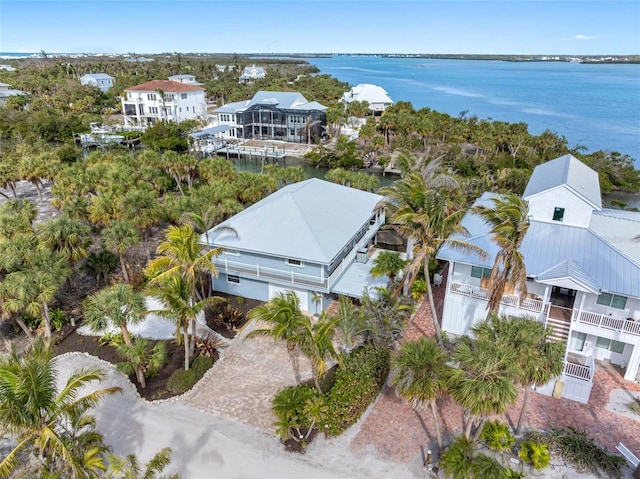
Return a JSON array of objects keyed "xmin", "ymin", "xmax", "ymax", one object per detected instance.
[
  {"xmin": 191, "ymin": 355, "xmax": 214, "ymax": 378},
  {"xmin": 323, "ymin": 344, "xmax": 390, "ymax": 435},
  {"xmin": 627, "ymin": 398, "xmax": 640, "ymax": 416},
  {"xmin": 167, "ymin": 369, "xmax": 197, "ymax": 394},
  {"xmin": 49, "ymin": 309, "xmax": 69, "ymax": 332},
  {"xmin": 519, "ymin": 441, "xmax": 550, "ymax": 469},
  {"xmin": 196, "ymin": 335, "xmax": 221, "ymax": 357},
  {"xmin": 481, "ymin": 420, "xmax": 515, "ymax": 454},
  {"xmin": 98, "ymin": 330, "xmax": 125, "ymax": 347},
  {"xmin": 410, "ymin": 278, "xmax": 427, "ymax": 301}
]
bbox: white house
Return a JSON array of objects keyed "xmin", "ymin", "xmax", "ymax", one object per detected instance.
[
  {"xmin": 168, "ymin": 74, "xmax": 202, "ymax": 86},
  {"xmin": 0, "ymin": 64, "xmax": 16, "ymax": 72},
  {"xmin": 206, "ymin": 179, "xmax": 388, "ymax": 312},
  {"xmin": 341, "ymin": 83, "xmax": 393, "ymax": 116},
  {"xmin": 0, "ymin": 82, "xmax": 26, "ymax": 106},
  {"xmin": 436, "ymin": 154, "xmax": 640, "ymax": 404},
  {"xmin": 121, "ymin": 80, "xmax": 207, "ymax": 127},
  {"xmin": 80, "ymin": 73, "xmax": 115, "ymax": 92},
  {"xmin": 238, "ymin": 65, "xmax": 266, "ymax": 84}
]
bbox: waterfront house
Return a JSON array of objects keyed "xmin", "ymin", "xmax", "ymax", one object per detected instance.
[
  {"xmin": 436, "ymin": 154, "xmax": 640, "ymax": 403},
  {"xmin": 341, "ymin": 83, "xmax": 393, "ymax": 116},
  {"xmin": 206, "ymin": 178, "xmax": 387, "ymax": 312},
  {"xmin": 121, "ymin": 80, "xmax": 207, "ymax": 127},
  {"xmin": 0, "ymin": 82, "xmax": 26, "ymax": 106},
  {"xmin": 80, "ymin": 73, "xmax": 115, "ymax": 92},
  {"xmin": 238, "ymin": 64, "xmax": 266, "ymax": 84},
  {"xmin": 0, "ymin": 64, "xmax": 16, "ymax": 72},
  {"xmin": 214, "ymin": 91, "xmax": 327, "ymax": 143},
  {"xmin": 168, "ymin": 74, "xmax": 202, "ymax": 86}
]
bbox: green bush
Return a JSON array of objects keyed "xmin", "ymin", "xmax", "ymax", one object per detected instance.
[
  {"xmin": 481, "ymin": 420, "xmax": 515, "ymax": 454},
  {"xmin": 49, "ymin": 309, "xmax": 69, "ymax": 332},
  {"xmin": 191, "ymin": 355, "xmax": 214, "ymax": 378},
  {"xmin": 167, "ymin": 369, "xmax": 197, "ymax": 394},
  {"xmin": 519, "ymin": 440, "xmax": 550, "ymax": 469},
  {"xmin": 323, "ymin": 344, "xmax": 390, "ymax": 435}
]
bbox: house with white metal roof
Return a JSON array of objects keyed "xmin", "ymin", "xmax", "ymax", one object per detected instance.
[
  {"xmin": 436, "ymin": 154, "xmax": 640, "ymax": 403},
  {"xmin": 0, "ymin": 82, "xmax": 26, "ymax": 106},
  {"xmin": 214, "ymin": 91, "xmax": 327, "ymax": 143},
  {"xmin": 80, "ymin": 73, "xmax": 115, "ymax": 92},
  {"xmin": 341, "ymin": 83, "xmax": 393, "ymax": 116},
  {"xmin": 205, "ymin": 178, "xmax": 387, "ymax": 312},
  {"xmin": 168, "ymin": 74, "xmax": 202, "ymax": 86},
  {"xmin": 238, "ymin": 64, "xmax": 266, "ymax": 84}
]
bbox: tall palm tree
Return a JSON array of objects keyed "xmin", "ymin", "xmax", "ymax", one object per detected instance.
[
  {"xmin": 103, "ymin": 219, "xmax": 140, "ymax": 283},
  {"xmin": 246, "ymin": 291, "xmax": 307, "ymax": 384},
  {"xmin": 146, "ymin": 224, "xmax": 225, "ymax": 356},
  {"xmin": 472, "ymin": 314, "xmax": 564, "ymax": 435},
  {"xmin": 380, "ymin": 165, "xmax": 486, "ymax": 345},
  {"xmin": 392, "ymin": 337, "xmax": 450, "ymax": 449},
  {"xmin": 37, "ymin": 213, "xmax": 91, "ymax": 263},
  {"xmin": 83, "ymin": 284, "xmax": 148, "ymax": 386},
  {"xmin": 297, "ymin": 314, "xmax": 342, "ymax": 393},
  {"xmin": 471, "ymin": 194, "xmax": 530, "ymax": 315},
  {"xmin": 448, "ymin": 336, "xmax": 519, "ymax": 441},
  {"xmin": 0, "ymin": 339, "xmax": 120, "ymax": 478},
  {"xmin": 332, "ymin": 295, "xmax": 367, "ymax": 354}
]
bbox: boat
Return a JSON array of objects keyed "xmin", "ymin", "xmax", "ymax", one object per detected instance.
[{"xmin": 75, "ymin": 122, "xmax": 124, "ymax": 147}]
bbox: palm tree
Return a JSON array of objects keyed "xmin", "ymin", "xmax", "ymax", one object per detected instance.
[
  {"xmin": 246, "ymin": 291, "xmax": 306, "ymax": 384},
  {"xmin": 104, "ymin": 447, "xmax": 181, "ymax": 479},
  {"xmin": 83, "ymin": 284, "xmax": 147, "ymax": 386},
  {"xmin": 297, "ymin": 314, "xmax": 342, "ymax": 393},
  {"xmin": 103, "ymin": 219, "xmax": 140, "ymax": 283},
  {"xmin": 448, "ymin": 336, "xmax": 519, "ymax": 441},
  {"xmin": 332, "ymin": 295, "xmax": 367, "ymax": 353},
  {"xmin": 380, "ymin": 165, "xmax": 486, "ymax": 345},
  {"xmin": 440, "ymin": 435, "xmax": 475, "ymax": 479},
  {"xmin": 115, "ymin": 339, "xmax": 167, "ymax": 389},
  {"xmin": 369, "ymin": 250, "xmax": 408, "ymax": 284},
  {"xmin": 471, "ymin": 194, "xmax": 530, "ymax": 316},
  {"xmin": 0, "ymin": 339, "xmax": 120, "ymax": 478},
  {"xmin": 37, "ymin": 213, "xmax": 91, "ymax": 263},
  {"xmin": 392, "ymin": 337, "xmax": 450, "ymax": 449},
  {"xmin": 472, "ymin": 314, "xmax": 564, "ymax": 435},
  {"xmin": 360, "ymin": 286, "xmax": 413, "ymax": 349},
  {"xmin": 145, "ymin": 275, "xmax": 219, "ymax": 371},
  {"xmin": 146, "ymin": 223, "xmax": 224, "ymax": 355}
]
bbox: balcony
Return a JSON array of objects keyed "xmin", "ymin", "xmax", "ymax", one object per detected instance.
[
  {"xmin": 572, "ymin": 310, "xmax": 640, "ymax": 337},
  {"xmin": 449, "ymin": 281, "xmax": 545, "ymax": 314},
  {"xmin": 213, "ymin": 258, "xmax": 327, "ymax": 289}
]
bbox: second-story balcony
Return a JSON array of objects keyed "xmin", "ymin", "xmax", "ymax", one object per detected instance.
[
  {"xmin": 213, "ymin": 257, "xmax": 328, "ymax": 289},
  {"xmin": 449, "ymin": 281, "xmax": 545, "ymax": 314},
  {"xmin": 572, "ymin": 310, "xmax": 640, "ymax": 337}
]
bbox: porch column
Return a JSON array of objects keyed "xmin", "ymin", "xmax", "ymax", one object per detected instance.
[
  {"xmin": 542, "ymin": 285, "xmax": 551, "ymax": 315},
  {"xmin": 577, "ymin": 292, "xmax": 586, "ymax": 321},
  {"xmin": 624, "ymin": 343, "xmax": 640, "ymax": 382}
]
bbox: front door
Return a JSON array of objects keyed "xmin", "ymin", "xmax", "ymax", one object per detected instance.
[{"xmin": 550, "ymin": 286, "xmax": 576, "ymax": 308}]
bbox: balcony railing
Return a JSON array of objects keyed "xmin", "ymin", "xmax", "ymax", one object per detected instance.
[
  {"xmin": 449, "ymin": 281, "xmax": 544, "ymax": 313},
  {"xmin": 572, "ymin": 310, "xmax": 640, "ymax": 337},
  {"xmin": 213, "ymin": 258, "xmax": 327, "ymax": 289},
  {"xmin": 563, "ymin": 355, "xmax": 594, "ymax": 382}
]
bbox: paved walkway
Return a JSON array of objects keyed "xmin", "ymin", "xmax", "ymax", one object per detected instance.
[{"xmin": 352, "ymin": 264, "xmax": 640, "ymax": 468}]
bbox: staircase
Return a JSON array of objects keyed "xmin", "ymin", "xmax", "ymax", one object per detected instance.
[{"xmin": 545, "ymin": 308, "xmax": 572, "ymax": 342}]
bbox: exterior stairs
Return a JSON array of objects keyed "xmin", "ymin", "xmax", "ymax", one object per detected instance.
[{"xmin": 545, "ymin": 314, "xmax": 571, "ymax": 342}]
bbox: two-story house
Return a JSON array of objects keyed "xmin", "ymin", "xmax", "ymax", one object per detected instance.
[
  {"xmin": 206, "ymin": 178, "xmax": 388, "ymax": 312},
  {"xmin": 436, "ymin": 154, "xmax": 640, "ymax": 403},
  {"xmin": 341, "ymin": 83, "xmax": 393, "ymax": 116},
  {"xmin": 121, "ymin": 80, "xmax": 207, "ymax": 127},
  {"xmin": 168, "ymin": 74, "xmax": 202, "ymax": 86},
  {"xmin": 0, "ymin": 82, "xmax": 26, "ymax": 106},
  {"xmin": 238, "ymin": 64, "xmax": 266, "ymax": 84},
  {"xmin": 80, "ymin": 73, "xmax": 115, "ymax": 92},
  {"xmin": 214, "ymin": 91, "xmax": 327, "ymax": 143}
]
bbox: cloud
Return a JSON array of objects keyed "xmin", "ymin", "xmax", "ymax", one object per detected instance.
[{"xmin": 573, "ymin": 34, "xmax": 600, "ymax": 41}]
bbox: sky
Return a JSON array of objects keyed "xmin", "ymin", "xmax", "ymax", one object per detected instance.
[{"xmin": 1, "ymin": 0, "xmax": 639, "ymax": 55}]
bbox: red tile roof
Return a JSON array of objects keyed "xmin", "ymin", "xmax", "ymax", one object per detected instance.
[{"xmin": 126, "ymin": 80, "xmax": 203, "ymax": 93}]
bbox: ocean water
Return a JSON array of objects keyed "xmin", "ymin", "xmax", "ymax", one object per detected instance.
[{"xmin": 306, "ymin": 56, "xmax": 640, "ymax": 165}]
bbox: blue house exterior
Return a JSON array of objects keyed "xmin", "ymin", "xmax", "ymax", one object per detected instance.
[{"xmin": 206, "ymin": 179, "xmax": 387, "ymax": 312}]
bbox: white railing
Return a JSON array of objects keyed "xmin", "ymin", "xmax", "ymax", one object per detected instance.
[
  {"xmin": 563, "ymin": 356, "xmax": 594, "ymax": 382},
  {"xmin": 449, "ymin": 281, "xmax": 544, "ymax": 313},
  {"xmin": 572, "ymin": 310, "xmax": 640, "ymax": 336},
  {"xmin": 213, "ymin": 258, "xmax": 327, "ymax": 288}
]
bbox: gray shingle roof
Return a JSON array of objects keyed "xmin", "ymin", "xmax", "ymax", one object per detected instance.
[
  {"xmin": 208, "ymin": 179, "xmax": 382, "ymax": 264},
  {"xmin": 523, "ymin": 154, "xmax": 602, "ymax": 209}
]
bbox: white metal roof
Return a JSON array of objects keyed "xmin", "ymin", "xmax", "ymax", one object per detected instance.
[
  {"xmin": 341, "ymin": 83, "xmax": 393, "ymax": 105},
  {"xmin": 81, "ymin": 73, "xmax": 114, "ymax": 80},
  {"xmin": 208, "ymin": 179, "xmax": 382, "ymax": 264},
  {"xmin": 437, "ymin": 192, "xmax": 640, "ymax": 298},
  {"xmin": 523, "ymin": 154, "xmax": 602, "ymax": 209},
  {"xmin": 215, "ymin": 91, "xmax": 326, "ymax": 114}
]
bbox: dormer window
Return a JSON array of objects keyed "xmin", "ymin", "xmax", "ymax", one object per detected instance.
[{"xmin": 552, "ymin": 207, "xmax": 565, "ymax": 222}]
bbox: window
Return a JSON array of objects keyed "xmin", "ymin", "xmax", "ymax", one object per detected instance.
[
  {"xmin": 227, "ymin": 275, "xmax": 240, "ymax": 284},
  {"xmin": 553, "ymin": 207, "xmax": 565, "ymax": 222},
  {"xmin": 596, "ymin": 293, "xmax": 627, "ymax": 309},
  {"xmin": 596, "ymin": 337, "xmax": 625, "ymax": 354},
  {"xmin": 186, "ymin": 106, "xmax": 189, "ymax": 112},
  {"xmin": 470, "ymin": 266, "xmax": 491, "ymax": 278},
  {"xmin": 146, "ymin": 93, "xmax": 156, "ymax": 101},
  {"xmin": 286, "ymin": 258, "xmax": 304, "ymax": 267},
  {"xmin": 574, "ymin": 332, "xmax": 586, "ymax": 352},
  {"xmin": 181, "ymin": 93, "xmax": 187, "ymax": 99}
]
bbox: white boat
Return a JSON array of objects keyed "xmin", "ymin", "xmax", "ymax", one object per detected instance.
[{"xmin": 77, "ymin": 123, "xmax": 124, "ymax": 147}]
